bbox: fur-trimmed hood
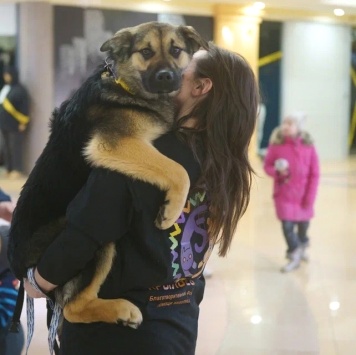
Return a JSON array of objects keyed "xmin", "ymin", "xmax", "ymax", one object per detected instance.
[{"xmin": 269, "ymin": 127, "xmax": 314, "ymax": 145}]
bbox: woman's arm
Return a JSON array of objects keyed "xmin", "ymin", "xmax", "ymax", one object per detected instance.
[
  {"xmin": 25, "ymin": 168, "xmax": 132, "ymax": 296},
  {"xmin": 24, "ymin": 225, "xmax": 100, "ymax": 297},
  {"xmin": 24, "ymin": 268, "xmax": 57, "ymax": 298}
]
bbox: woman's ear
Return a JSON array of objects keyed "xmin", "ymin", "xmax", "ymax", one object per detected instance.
[{"xmin": 192, "ymin": 78, "xmax": 212, "ymax": 97}]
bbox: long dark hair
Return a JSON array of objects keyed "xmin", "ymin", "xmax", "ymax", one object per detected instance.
[{"xmin": 178, "ymin": 43, "xmax": 259, "ymax": 256}]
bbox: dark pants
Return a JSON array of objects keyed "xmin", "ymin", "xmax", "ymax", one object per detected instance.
[
  {"xmin": 0, "ymin": 130, "xmax": 23, "ymax": 173},
  {"xmin": 281, "ymin": 220, "xmax": 310, "ymax": 253},
  {"xmin": 0, "ymin": 322, "xmax": 24, "ymax": 355}
]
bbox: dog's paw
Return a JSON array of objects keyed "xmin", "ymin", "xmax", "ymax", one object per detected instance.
[
  {"xmin": 115, "ymin": 299, "xmax": 143, "ymax": 329},
  {"xmin": 64, "ymin": 297, "xmax": 143, "ymax": 326},
  {"xmin": 155, "ymin": 167, "xmax": 190, "ymax": 230},
  {"xmin": 155, "ymin": 198, "xmax": 183, "ymax": 230},
  {"xmin": 155, "ymin": 202, "xmax": 170, "ymax": 230},
  {"xmin": 155, "ymin": 216, "xmax": 176, "ymax": 230}
]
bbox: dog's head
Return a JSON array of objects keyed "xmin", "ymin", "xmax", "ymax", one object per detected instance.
[{"xmin": 100, "ymin": 22, "xmax": 208, "ymax": 99}]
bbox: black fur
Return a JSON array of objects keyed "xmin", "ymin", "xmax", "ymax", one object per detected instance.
[
  {"xmin": 8, "ymin": 22, "xmax": 208, "ymax": 281},
  {"xmin": 8, "ymin": 61, "xmax": 175, "ymax": 280},
  {"xmin": 8, "ymin": 66, "xmax": 104, "ymax": 279}
]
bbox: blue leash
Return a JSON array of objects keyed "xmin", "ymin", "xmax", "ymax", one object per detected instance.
[{"xmin": 26, "ymin": 267, "xmax": 61, "ymax": 355}]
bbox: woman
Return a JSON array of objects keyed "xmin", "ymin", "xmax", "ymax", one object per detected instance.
[
  {"xmin": 0, "ymin": 67, "xmax": 29, "ymax": 179},
  {"xmin": 25, "ymin": 43, "xmax": 259, "ymax": 354}
]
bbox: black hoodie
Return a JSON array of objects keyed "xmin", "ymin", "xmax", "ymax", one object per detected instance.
[{"xmin": 37, "ymin": 131, "xmax": 210, "ymax": 355}]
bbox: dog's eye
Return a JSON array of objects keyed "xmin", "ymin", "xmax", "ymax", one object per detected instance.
[
  {"xmin": 170, "ymin": 46, "xmax": 182, "ymax": 58},
  {"xmin": 140, "ymin": 48, "xmax": 154, "ymax": 59}
]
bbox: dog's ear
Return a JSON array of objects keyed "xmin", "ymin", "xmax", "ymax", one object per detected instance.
[
  {"xmin": 100, "ymin": 30, "xmax": 133, "ymax": 61},
  {"xmin": 178, "ymin": 26, "xmax": 209, "ymax": 54}
]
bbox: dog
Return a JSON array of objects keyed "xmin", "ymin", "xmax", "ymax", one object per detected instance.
[{"xmin": 8, "ymin": 22, "xmax": 208, "ymax": 328}]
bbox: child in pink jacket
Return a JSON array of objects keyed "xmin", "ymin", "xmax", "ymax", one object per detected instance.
[{"xmin": 264, "ymin": 112, "xmax": 320, "ymax": 272}]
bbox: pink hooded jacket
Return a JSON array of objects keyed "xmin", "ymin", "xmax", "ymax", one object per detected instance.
[{"xmin": 263, "ymin": 128, "xmax": 320, "ymax": 221}]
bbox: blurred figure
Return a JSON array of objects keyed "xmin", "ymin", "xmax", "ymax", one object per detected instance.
[
  {"xmin": 0, "ymin": 189, "xmax": 14, "ymax": 224},
  {"xmin": 0, "ymin": 66, "xmax": 29, "ymax": 179},
  {"xmin": 257, "ymin": 100, "xmax": 267, "ymax": 159},
  {"xmin": 0, "ymin": 48, "xmax": 5, "ymax": 90},
  {"xmin": 0, "ymin": 189, "xmax": 23, "ymax": 355},
  {"xmin": 263, "ymin": 112, "xmax": 320, "ymax": 273}
]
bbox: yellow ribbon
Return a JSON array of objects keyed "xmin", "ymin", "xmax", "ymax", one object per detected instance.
[
  {"xmin": 351, "ymin": 67, "xmax": 356, "ymax": 87},
  {"xmin": 258, "ymin": 51, "xmax": 283, "ymax": 67},
  {"xmin": 349, "ymin": 102, "xmax": 356, "ymax": 148},
  {"xmin": 2, "ymin": 98, "xmax": 29, "ymax": 125},
  {"xmin": 115, "ymin": 77, "xmax": 135, "ymax": 95}
]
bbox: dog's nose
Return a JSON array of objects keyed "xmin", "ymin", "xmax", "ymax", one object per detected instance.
[
  {"xmin": 145, "ymin": 69, "xmax": 179, "ymax": 93},
  {"xmin": 155, "ymin": 70, "xmax": 174, "ymax": 83}
]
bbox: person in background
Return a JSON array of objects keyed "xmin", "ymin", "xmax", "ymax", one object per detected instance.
[
  {"xmin": 0, "ymin": 66, "xmax": 29, "ymax": 179},
  {"xmin": 257, "ymin": 100, "xmax": 267, "ymax": 159},
  {"xmin": 0, "ymin": 49, "xmax": 5, "ymax": 90},
  {"xmin": 0, "ymin": 189, "xmax": 15, "ymax": 224},
  {"xmin": 0, "ymin": 188, "xmax": 23, "ymax": 355},
  {"xmin": 263, "ymin": 112, "xmax": 320, "ymax": 273}
]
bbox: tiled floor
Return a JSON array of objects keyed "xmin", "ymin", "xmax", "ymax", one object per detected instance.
[{"xmin": 2, "ymin": 156, "xmax": 355, "ymax": 355}]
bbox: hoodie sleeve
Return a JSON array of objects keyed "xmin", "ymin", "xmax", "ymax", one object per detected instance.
[
  {"xmin": 302, "ymin": 145, "xmax": 320, "ymax": 208},
  {"xmin": 36, "ymin": 168, "xmax": 132, "ymax": 286},
  {"xmin": 263, "ymin": 144, "xmax": 278, "ymax": 178}
]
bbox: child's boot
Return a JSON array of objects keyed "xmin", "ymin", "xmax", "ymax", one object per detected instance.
[
  {"xmin": 300, "ymin": 242, "xmax": 309, "ymax": 262},
  {"xmin": 286, "ymin": 245, "xmax": 309, "ymax": 262},
  {"xmin": 281, "ymin": 247, "xmax": 302, "ymax": 273}
]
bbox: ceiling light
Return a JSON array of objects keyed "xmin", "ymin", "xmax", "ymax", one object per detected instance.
[
  {"xmin": 323, "ymin": 0, "xmax": 356, "ymax": 7},
  {"xmin": 334, "ymin": 8, "xmax": 345, "ymax": 16},
  {"xmin": 253, "ymin": 2, "xmax": 265, "ymax": 10},
  {"xmin": 250, "ymin": 315, "xmax": 262, "ymax": 324},
  {"xmin": 222, "ymin": 26, "xmax": 234, "ymax": 45},
  {"xmin": 329, "ymin": 301, "xmax": 340, "ymax": 311}
]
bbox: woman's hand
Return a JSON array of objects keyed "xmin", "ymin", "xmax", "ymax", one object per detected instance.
[
  {"xmin": 24, "ymin": 278, "xmax": 46, "ymax": 298},
  {"xmin": 24, "ymin": 268, "xmax": 58, "ymax": 298}
]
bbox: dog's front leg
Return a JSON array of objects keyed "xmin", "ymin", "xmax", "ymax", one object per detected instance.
[
  {"xmin": 85, "ymin": 135, "xmax": 190, "ymax": 230},
  {"xmin": 62, "ymin": 243, "xmax": 142, "ymax": 327}
]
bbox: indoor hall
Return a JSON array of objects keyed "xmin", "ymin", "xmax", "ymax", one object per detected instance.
[
  {"xmin": 1, "ymin": 155, "xmax": 355, "ymax": 354},
  {"xmin": 0, "ymin": 0, "xmax": 356, "ymax": 354}
]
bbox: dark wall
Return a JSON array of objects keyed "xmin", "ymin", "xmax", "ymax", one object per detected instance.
[
  {"xmin": 53, "ymin": 6, "xmax": 213, "ymax": 106},
  {"xmin": 350, "ymin": 32, "xmax": 356, "ymax": 153},
  {"xmin": 258, "ymin": 21, "xmax": 282, "ymax": 156},
  {"xmin": 0, "ymin": 38, "xmax": 16, "ymax": 90}
]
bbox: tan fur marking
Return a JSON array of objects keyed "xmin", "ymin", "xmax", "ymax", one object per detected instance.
[
  {"xmin": 85, "ymin": 134, "xmax": 190, "ymax": 229},
  {"xmin": 63, "ymin": 243, "xmax": 142, "ymax": 325},
  {"xmin": 129, "ymin": 28, "xmax": 191, "ymax": 72},
  {"xmin": 64, "ymin": 297, "xmax": 142, "ymax": 326},
  {"xmin": 81, "ymin": 243, "xmax": 115, "ymax": 298}
]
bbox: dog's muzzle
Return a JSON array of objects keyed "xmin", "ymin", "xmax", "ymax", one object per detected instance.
[{"xmin": 145, "ymin": 69, "xmax": 180, "ymax": 94}]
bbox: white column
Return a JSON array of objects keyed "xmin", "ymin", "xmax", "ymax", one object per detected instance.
[
  {"xmin": 281, "ymin": 21, "xmax": 351, "ymax": 160},
  {"xmin": 18, "ymin": 2, "xmax": 54, "ymax": 172},
  {"xmin": 0, "ymin": 4, "xmax": 16, "ymax": 35}
]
